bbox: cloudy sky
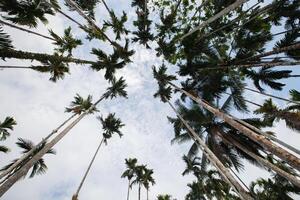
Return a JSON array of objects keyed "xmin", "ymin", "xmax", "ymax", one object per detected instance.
[{"xmin": 1, "ymin": 0, "xmax": 300, "ymax": 200}]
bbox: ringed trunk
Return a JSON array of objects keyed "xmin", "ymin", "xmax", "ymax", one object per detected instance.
[
  {"xmin": 169, "ymin": 82, "xmax": 300, "ymax": 171},
  {"xmin": 0, "ymin": 95, "xmax": 106, "ymax": 197},
  {"xmin": 166, "ymin": 98, "xmax": 253, "ymax": 200}
]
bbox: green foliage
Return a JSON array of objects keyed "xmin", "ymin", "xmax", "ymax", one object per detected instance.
[
  {"xmin": 103, "ymin": 76, "xmax": 128, "ymax": 99},
  {"xmin": 0, "ymin": 117, "xmax": 16, "ymax": 141},
  {"xmin": 0, "ymin": 26, "xmax": 13, "ymax": 50},
  {"xmin": 49, "ymin": 27, "xmax": 82, "ymax": 56},
  {"xmin": 1, "ymin": 138, "xmax": 55, "ymax": 178},
  {"xmin": 98, "ymin": 113, "xmax": 124, "ymax": 144},
  {"xmin": 0, "ymin": 0, "xmax": 56, "ymax": 27},
  {"xmin": 132, "ymin": 0, "xmax": 154, "ymax": 48},
  {"xmin": 91, "ymin": 48, "xmax": 126, "ymax": 81},
  {"xmin": 104, "ymin": 11, "xmax": 129, "ymax": 40},
  {"xmin": 65, "ymin": 0, "xmax": 99, "ymax": 19},
  {"xmin": 250, "ymin": 160, "xmax": 300, "ymax": 199},
  {"xmin": 31, "ymin": 56, "xmax": 70, "ymax": 82},
  {"xmin": 121, "ymin": 158, "xmax": 138, "ymax": 180},
  {"xmin": 65, "ymin": 94, "xmax": 99, "ymax": 114},
  {"xmin": 0, "ymin": 117, "xmax": 16, "ymax": 153}
]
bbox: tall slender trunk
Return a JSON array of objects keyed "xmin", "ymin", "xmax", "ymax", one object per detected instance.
[
  {"xmin": 180, "ymin": 0, "xmax": 248, "ymax": 40},
  {"xmin": 168, "ymin": 82, "xmax": 300, "ymax": 171},
  {"xmin": 0, "ymin": 66, "xmax": 32, "ymax": 69},
  {"xmin": 101, "ymin": 0, "xmax": 111, "ymax": 13},
  {"xmin": 73, "ymin": 138, "xmax": 104, "ymax": 199},
  {"xmin": 166, "ymin": 98, "xmax": 253, "ymax": 200},
  {"xmin": 272, "ymin": 27, "xmax": 300, "ymax": 37},
  {"xmin": 244, "ymin": 87, "xmax": 300, "ymax": 105},
  {"xmin": 231, "ymin": 107, "xmax": 300, "ymax": 156},
  {"xmin": 214, "ymin": 128, "xmax": 300, "ymax": 187},
  {"xmin": 138, "ymin": 183, "xmax": 141, "ymax": 200},
  {"xmin": 0, "ymin": 49, "xmax": 95, "ymax": 65},
  {"xmin": 127, "ymin": 180, "xmax": 131, "ymax": 200},
  {"xmin": 0, "ymin": 19, "xmax": 55, "ymax": 41},
  {"xmin": 200, "ymin": 61, "xmax": 300, "ymax": 71},
  {"xmin": 147, "ymin": 188, "xmax": 149, "ymax": 200},
  {"xmin": 0, "ymin": 114, "xmax": 76, "ymax": 180},
  {"xmin": 0, "ymin": 95, "xmax": 106, "ymax": 197},
  {"xmin": 238, "ymin": 43, "xmax": 300, "ymax": 63},
  {"xmin": 65, "ymin": 0, "xmax": 113, "ymax": 45}
]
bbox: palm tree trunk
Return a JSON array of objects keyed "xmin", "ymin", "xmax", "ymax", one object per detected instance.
[
  {"xmin": 215, "ymin": 129, "xmax": 300, "ymax": 188},
  {"xmin": 138, "ymin": 183, "xmax": 141, "ymax": 200},
  {"xmin": 224, "ymin": 92, "xmax": 300, "ymax": 156},
  {"xmin": 0, "ymin": 113, "xmax": 76, "ymax": 180},
  {"xmin": 165, "ymin": 98, "xmax": 253, "ymax": 200},
  {"xmin": 73, "ymin": 138, "xmax": 104, "ymax": 198},
  {"xmin": 180, "ymin": 0, "xmax": 248, "ymax": 40},
  {"xmin": 168, "ymin": 82, "xmax": 300, "ymax": 171},
  {"xmin": 0, "ymin": 95, "xmax": 106, "ymax": 197},
  {"xmin": 238, "ymin": 43, "xmax": 300, "ymax": 63},
  {"xmin": 231, "ymin": 112, "xmax": 300, "ymax": 156},
  {"xmin": 272, "ymin": 27, "xmax": 300, "ymax": 37},
  {"xmin": 0, "ymin": 19, "xmax": 55, "ymax": 41},
  {"xmin": 65, "ymin": 0, "xmax": 113, "ymax": 45},
  {"xmin": 244, "ymin": 87, "xmax": 300, "ymax": 105},
  {"xmin": 101, "ymin": 0, "xmax": 111, "ymax": 13},
  {"xmin": 127, "ymin": 180, "xmax": 131, "ymax": 200},
  {"xmin": 200, "ymin": 61, "xmax": 300, "ymax": 71},
  {"xmin": 0, "ymin": 66, "xmax": 32, "ymax": 69},
  {"xmin": 0, "ymin": 49, "xmax": 95, "ymax": 65},
  {"xmin": 147, "ymin": 188, "xmax": 149, "ymax": 200}
]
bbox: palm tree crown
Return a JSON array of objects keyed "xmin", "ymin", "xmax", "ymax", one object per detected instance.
[
  {"xmin": 98, "ymin": 113, "xmax": 124, "ymax": 144},
  {"xmin": 65, "ymin": 94, "xmax": 99, "ymax": 114}
]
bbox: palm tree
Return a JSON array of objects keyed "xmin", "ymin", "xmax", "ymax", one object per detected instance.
[
  {"xmin": 250, "ymin": 161, "xmax": 300, "ymax": 199},
  {"xmin": 180, "ymin": 0, "xmax": 248, "ymax": 40},
  {"xmin": 121, "ymin": 158, "xmax": 138, "ymax": 200},
  {"xmin": 1, "ymin": 138, "xmax": 55, "ymax": 180},
  {"xmin": 90, "ymin": 48, "xmax": 127, "ymax": 81},
  {"xmin": 152, "ymin": 81, "xmax": 252, "ymax": 199},
  {"xmin": 49, "ymin": 27, "xmax": 82, "ymax": 56},
  {"xmin": 65, "ymin": 0, "xmax": 99, "ymax": 19},
  {"xmin": 0, "ymin": 79, "xmax": 128, "ymax": 197},
  {"xmin": 103, "ymin": 11, "xmax": 129, "ymax": 40},
  {"xmin": 0, "ymin": 48, "xmax": 95, "ymax": 65},
  {"xmin": 142, "ymin": 168, "xmax": 155, "ymax": 200},
  {"xmin": 65, "ymin": 94, "xmax": 98, "ymax": 115},
  {"xmin": 0, "ymin": 93, "xmax": 100, "ymax": 180},
  {"xmin": 157, "ymin": 194, "xmax": 173, "ymax": 200},
  {"xmin": 255, "ymin": 98, "xmax": 300, "ymax": 132},
  {"xmin": 0, "ymin": 117, "xmax": 16, "ymax": 153},
  {"xmin": 131, "ymin": 165, "xmax": 147, "ymax": 200},
  {"xmin": 72, "ymin": 113, "xmax": 124, "ymax": 200}
]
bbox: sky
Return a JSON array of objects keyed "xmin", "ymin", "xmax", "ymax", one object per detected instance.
[{"xmin": 0, "ymin": 0, "xmax": 300, "ymax": 200}]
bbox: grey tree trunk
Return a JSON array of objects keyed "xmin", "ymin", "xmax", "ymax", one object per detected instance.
[
  {"xmin": 215, "ymin": 129, "xmax": 300, "ymax": 188},
  {"xmin": 138, "ymin": 183, "xmax": 141, "ymax": 200},
  {"xmin": 0, "ymin": 113, "xmax": 76, "ymax": 180},
  {"xmin": 166, "ymin": 98, "xmax": 253, "ymax": 200},
  {"xmin": 168, "ymin": 82, "xmax": 300, "ymax": 172},
  {"xmin": 0, "ymin": 49, "xmax": 95, "ymax": 65},
  {"xmin": 0, "ymin": 95, "xmax": 106, "ymax": 197},
  {"xmin": 65, "ymin": 0, "xmax": 113, "ymax": 44},
  {"xmin": 0, "ymin": 19, "xmax": 55, "ymax": 41},
  {"xmin": 199, "ymin": 61, "xmax": 300, "ymax": 71},
  {"xmin": 127, "ymin": 180, "xmax": 131, "ymax": 200},
  {"xmin": 245, "ymin": 87, "xmax": 300, "ymax": 105},
  {"xmin": 73, "ymin": 138, "xmax": 104, "ymax": 198},
  {"xmin": 180, "ymin": 0, "xmax": 248, "ymax": 40}
]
